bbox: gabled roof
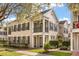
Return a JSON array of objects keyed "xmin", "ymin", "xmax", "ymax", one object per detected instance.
[
  {"xmin": 41, "ymin": 9, "xmax": 58, "ymax": 22},
  {"xmin": 59, "ymin": 20, "xmax": 67, "ymax": 24},
  {"xmin": 41, "ymin": 9, "xmax": 51, "ymax": 14}
]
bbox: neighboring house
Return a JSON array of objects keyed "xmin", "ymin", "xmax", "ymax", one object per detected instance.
[
  {"xmin": 71, "ymin": 11, "xmax": 79, "ymax": 51},
  {"xmin": 7, "ymin": 9, "xmax": 59, "ymax": 48},
  {"xmin": 59, "ymin": 20, "xmax": 69, "ymax": 41}
]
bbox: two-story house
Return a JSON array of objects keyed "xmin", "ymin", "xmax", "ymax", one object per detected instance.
[{"xmin": 7, "ymin": 9, "xmax": 59, "ymax": 48}]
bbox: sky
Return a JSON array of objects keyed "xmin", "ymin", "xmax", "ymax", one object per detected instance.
[
  {"xmin": 51, "ymin": 3, "xmax": 72, "ymax": 23},
  {"xmin": 3, "ymin": 3, "xmax": 72, "ymax": 24}
]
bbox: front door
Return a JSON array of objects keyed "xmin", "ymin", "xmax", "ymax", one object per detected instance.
[{"xmin": 34, "ymin": 35, "xmax": 43, "ymax": 48}]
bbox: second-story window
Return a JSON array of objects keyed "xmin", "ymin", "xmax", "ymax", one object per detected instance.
[
  {"xmin": 26, "ymin": 22, "xmax": 29, "ymax": 30},
  {"xmin": 50, "ymin": 22, "xmax": 54, "ymax": 31},
  {"xmin": 18, "ymin": 24, "xmax": 21, "ymax": 31},
  {"xmin": 22, "ymin": 22, "xmax": 30, "ymax": 30},
  {"xmin": 45, "ymin": 20, "xmax": 49, "ymax": 32},
  {"xmin": 14, "ymin": 25, "xmax": 17, "ymax": 31},
  {"xmin": 54, "ymin": 24, "xmax": 57, "ymax": 32},
  {"xmin": 34, "ymin": 20, "xmax": 43, "ymax": 32},
  {"xmin": 22, "ymin": 23, "xmax": 26, "ymax": 30}
]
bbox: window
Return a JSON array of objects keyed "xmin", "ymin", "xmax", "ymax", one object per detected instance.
[
  {"xmin": 4, "ymin": 32, "xmax": 7, "ymax": 35},
  {"xmin": 54, "ymin": 24, "xmax": 57, "ymax": 31},
  {"xmin": 34, "ymin": 20, "xmax": 43, "ymax": 32},
  {"xmin": 14, "ymin": 37, "xmax": 16, "ymax": 43},
  {"xmin": 22, "ymin": 23, "xmax": 26, "ymax": 30},
  {"xmin": 22, "ymin": 22, "xmax": 30, "ymax": 30},
  {"xmin": 22, "ymin": 36, "xmax": 26, "ymax": 43},
  {"xmin": 17, "ymin": 37, "xmax": 21, "ymax": 43},
  {"xmin": 50, "ymin": 22, "xmax": 54, "ymax": 31},
  {"xmin": 18, "ymin": 24, "xmax": 21, "ymax": 31},
  {"xmin": 8, "ymin": 27, "xmax": 11, "ymax": 35},
  {"xmin": 51, "ymin": 36, "xmax": 55, "ymax": 40},
  {"xmin": 14, "ymin": 25, "xmax": 17, "ymax": 31},
  {"xmin": 45, "ymin": 20, "xmax": 49, "ymax": 32}
]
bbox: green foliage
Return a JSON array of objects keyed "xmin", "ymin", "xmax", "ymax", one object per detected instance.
[
  {"xmin": 49, "ymin": 41, "xmax": 58, "ymax": 48},
  {"xmin": 56, "ymin": 35, "xmax": 63, "ymax": 47},
  {"xmin": 0, "ymin": 51, "xmax": 24, "ymax": 56},
  {"xmin": 28, "ymin": 49, "xmax": 45, "ymax": 53},
  {"xmin": 44, "ymin": 43, "xmax": 52, "ymax": 51},
  {"xmin": 62, "ymin": 41, "xmax": 70, "ymax": 47},
  {"xmin": 48, "ymin": 51, "xmax": 71, "ymax": 56}
]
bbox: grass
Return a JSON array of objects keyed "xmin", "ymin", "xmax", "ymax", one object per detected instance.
[
  {"xmin": 28, "ymin": 49, "xmax": 72, "ymax": 56},
  {"xmin": 0, "ymin": 51, "xmax": 24, "ymax": 56},
  {"xmin": 48, "ymin": 51, "xmax": 72, "ymax": 56},
  {"xmin": 0, "ymin": 47, "xmax": 24, "ymax": 56},
  {"xmin": 28, "ymin": 49, "xmax": 45, "ymax": 53}
]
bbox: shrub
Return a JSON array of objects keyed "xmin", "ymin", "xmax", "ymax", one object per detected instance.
[
  {"xmin": 44, "ymin": 43, "xmax": 51, "ymax": 51},
  {"xmin": 49, "ymin": 41, "xmax": 58, "ymax": 48},
  {"xmin": 62, "ymin": 41, "xmax": 70, "ymax": 47}
]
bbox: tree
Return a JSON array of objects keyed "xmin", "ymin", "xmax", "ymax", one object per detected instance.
[
  {"xmin": 0, "ymin": 3, "xmax": 50, "ymax": 23},
  {"xmin": 68, "ymin": 4, "xmax": 79, "ymax": 17},
  {"xmin": 56, "ymin": 34, "xmax": 63, "ymax": 47},
  {"xmin": 68, "ymin": 4, "xmax": 79, "ymax": 12},
  {"xmin": 0, "ymin": 3, "xmax": 19, "ymax": 22}
]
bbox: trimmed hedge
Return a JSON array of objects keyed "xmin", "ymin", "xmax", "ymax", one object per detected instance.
[
  {"xmin": 49, "ymin": 41, "xmax": 58, "ymax": 48},
  {"xmin": 62, "ymin": 41, "xmax": 70, "ymax": 47}
]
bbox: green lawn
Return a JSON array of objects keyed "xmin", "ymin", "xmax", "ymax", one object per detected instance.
[
  {"xmin": 28, "ymin": 49, "xmax": 45, "ymax": 53},
  {"xmin": 48, "ymin": 51, "xmax": 72, "ymax": 56},
  {"xmin": 0, "ymin": 47, "xmax": 24, "ymax": 56},
  {"xmin": 0, "ymin": 51, "xmax": 24, "ymax": 56},
  {"xmin": 28, "ymin": 49, "xmax": 71, "ymax": 56}
]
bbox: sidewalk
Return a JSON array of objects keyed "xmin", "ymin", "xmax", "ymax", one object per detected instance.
[{"xmin": 16, "ymin": 50, "xmax": 50, "ymax": 56}]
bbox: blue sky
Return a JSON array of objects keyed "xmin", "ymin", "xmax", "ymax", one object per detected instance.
[
  {"xmin": 4, "ymin": 3, "xmax": 72, "ymax": 23},
  {"xmin": 52, "ymin": 3, "xmax": 72, "ymax": 23}
]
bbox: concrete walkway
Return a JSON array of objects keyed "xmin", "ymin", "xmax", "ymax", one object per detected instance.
[
  {"xmin": 16, "ymin": 49, "xmax": 71, "ymax": 56},
  {"xmin": 16, "ymin": 50, "xmax": 50, "ymax": 56}
]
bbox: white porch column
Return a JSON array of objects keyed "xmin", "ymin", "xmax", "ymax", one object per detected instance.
[
  {"xmin": 30, "ymin": 21, "xmax": 34, "ymax": 48},
  {"xmin": 43, "ymin": 35, "xmax": 45, "ymax": 48},
  {"xmin": 76, "ymin": 35, "xmax": 78, "ymax": 50},
  {"xmin": 77, "ymin": 34, "xmax": 79, "ymax": 50},
  {"xmin": 71, "ymin": 32, "xmax": 73, "ymax": 51},
  {"xmin": 43, "ymin": 19, "xmax": 45, "ymax": 48}
]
